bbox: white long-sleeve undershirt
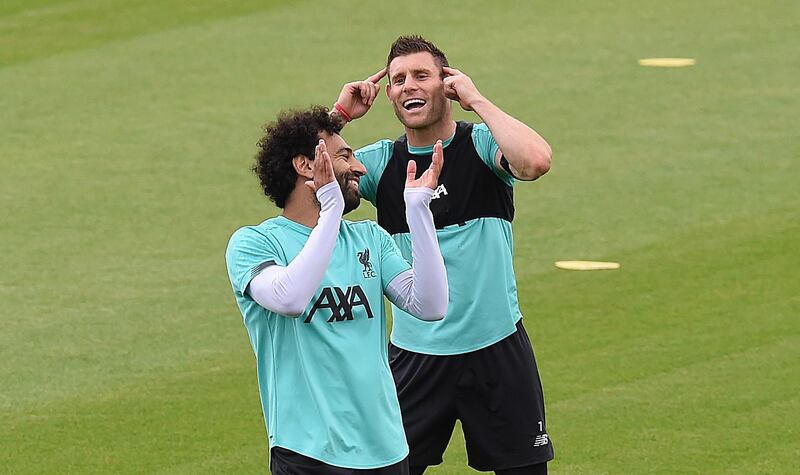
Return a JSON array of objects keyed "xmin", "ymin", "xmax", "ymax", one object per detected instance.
[
  {"xmin": 383, "ymin": 188, "xmax": 447, "ymax": 320},
  {"xmin": 247, "ymin": 184, "xmax": 447, "ymax": 321},
  {"xmin": 248, "ymin": 181, "xmax": 343, "ymax": 316}
]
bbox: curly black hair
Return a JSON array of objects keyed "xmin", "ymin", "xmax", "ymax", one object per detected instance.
[{"xmin": 253, "ymin": 106, "xmax": 343, "ymax": 208}]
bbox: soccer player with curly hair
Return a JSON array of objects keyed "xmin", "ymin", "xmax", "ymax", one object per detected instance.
[{"xmin": 226, "ymin": 106, "xmax": 449, "ymax": 474}]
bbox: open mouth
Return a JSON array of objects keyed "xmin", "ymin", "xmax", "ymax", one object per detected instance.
[{"xmin": 402, "ymin": 98, "xmax": 426, "ymax": 111}]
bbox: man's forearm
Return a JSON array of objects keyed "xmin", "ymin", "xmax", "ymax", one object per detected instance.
[
  {"xmin": 471, "ymin": 98, "xmax": 552, "ymax": 180},
  {"xmin": 385, "ymin": 188, "xmax": 448, "ymax": 321},
  {"xmin": 248, "ymin": 182, "xmax": 344, "ymax": 316}
]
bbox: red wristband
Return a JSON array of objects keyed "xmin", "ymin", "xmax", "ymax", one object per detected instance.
[{"xmin": 333, "ymin": 102, "xmax": 352, "ymax": 122}]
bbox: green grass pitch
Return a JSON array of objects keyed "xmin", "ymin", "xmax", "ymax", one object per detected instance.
[{"xmin": 1, "ymin": 1, "xmax": 798, "ymax": 473}]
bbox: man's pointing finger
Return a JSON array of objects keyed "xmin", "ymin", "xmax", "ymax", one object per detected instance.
[{"xmin": 366, "ymin": 67, "xmax": 387, "ymax": 84}]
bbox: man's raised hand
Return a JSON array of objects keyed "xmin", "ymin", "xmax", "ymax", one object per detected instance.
[
  {"xmin": 305, "ymin": 139, "xmax": 336, "ymax": 192},
  {"xmin": 442, "ymin": 67, "xmax": 484, "ymax": 112},
  {"xmin": 334, "ymin": 68, "xmax": 387, "ymax": 121},
  {"xmin": 406, "ymin": 140, "xmax": 444, "ymax": 190}
]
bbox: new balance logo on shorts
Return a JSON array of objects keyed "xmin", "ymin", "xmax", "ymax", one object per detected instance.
[{"xmin": 533, "ymin": 434, "xmax": 549, "ymax": 447}]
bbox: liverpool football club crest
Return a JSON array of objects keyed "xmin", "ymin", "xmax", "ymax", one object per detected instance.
[{"xmin": 357, "ymin": 248, "xmax": 376, "ymax": 279}]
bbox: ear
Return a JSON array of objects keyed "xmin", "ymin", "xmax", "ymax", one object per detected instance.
[
  {"xmin": 385, "ymin": 82, "xmax": 391, "ymax": 98},
  {"xmin": 292, "ymin": 155, "xmax": 313, "ymax": 180}
]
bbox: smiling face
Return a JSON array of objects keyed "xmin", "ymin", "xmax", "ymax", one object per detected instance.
[
  {"xmin": 319, "ymin": 132, "xmax": 365, "ymax": 214},
  {"xmin": 386, "ymin": 52, "xmax": 450, "ymax": 130}
]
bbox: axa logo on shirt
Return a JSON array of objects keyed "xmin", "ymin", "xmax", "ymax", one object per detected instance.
[
  {"xmin": 305, "ymin": 285, "xmax": 374, "ymax": 323},
  {"xmin": 431, "ymin": 184, "xmax": 448, "ymax": 200}
]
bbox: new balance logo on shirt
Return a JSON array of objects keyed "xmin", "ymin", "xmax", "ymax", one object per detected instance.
[
  {"xmin": 533, "ymin": 434, "xmax": 549, "ymax": 447},
  {"xmin": 305, "ymin": 285, "xmax": 374, "ymax": 323}
]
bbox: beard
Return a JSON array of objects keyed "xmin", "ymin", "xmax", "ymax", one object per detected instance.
[{"xmin": 336, "ymin": 171, "xmax": 361, "ymax": 214}]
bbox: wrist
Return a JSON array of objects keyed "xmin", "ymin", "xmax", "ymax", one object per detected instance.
[
  {"xmin": 316, "ymin": 181, "xmax": 345, "ymax": 212},
  {"xmin": 404, "ymin": 187, "xmax": 434, "ymax": 207},
  {"xmin": 332, "ymin": 102, "xmax": 352, "ymax": 122}
]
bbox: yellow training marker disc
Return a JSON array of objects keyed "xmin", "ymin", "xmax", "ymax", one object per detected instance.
[
  {"xmin": 638, "ymin": 58, "xmax": 696, "ymax": 67},
  {"xmin": 555, "ymin": 261, "xmax": 621, "ymax": 271}
]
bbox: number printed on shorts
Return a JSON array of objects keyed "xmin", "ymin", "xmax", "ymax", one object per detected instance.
[{"xmin": 533, "ymin": 421, "xmax": 549, "ymax": 447}]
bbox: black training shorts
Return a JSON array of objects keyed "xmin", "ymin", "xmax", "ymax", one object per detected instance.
[
  {"xmin": 270, "ymin": 447, "xmax": 409, "ymax": 475},
  {"xmin": 389, "ymin": 320, "xmax": 554, "ymax": 472}
]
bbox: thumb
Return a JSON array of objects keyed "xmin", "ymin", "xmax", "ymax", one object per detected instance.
[
  {"xmin": 406, "ymin": 160, "xmax": 417, "ymax": 185},
  {"xmin": 305, "ymin": 180, "xmax": 317, "ymax": 192},
  {"xmin": 443, "ymin": 77, "xmax": 458, "ymax": 98}
]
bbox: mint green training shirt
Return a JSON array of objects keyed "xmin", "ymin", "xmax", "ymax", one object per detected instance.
[
  {"xmin": 225, "ymin": 216, "xmax": 411, "ymax": 469},
  {"xmin": 357, "ymin": 123, "xmax": 524, "ymax": 355}
]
